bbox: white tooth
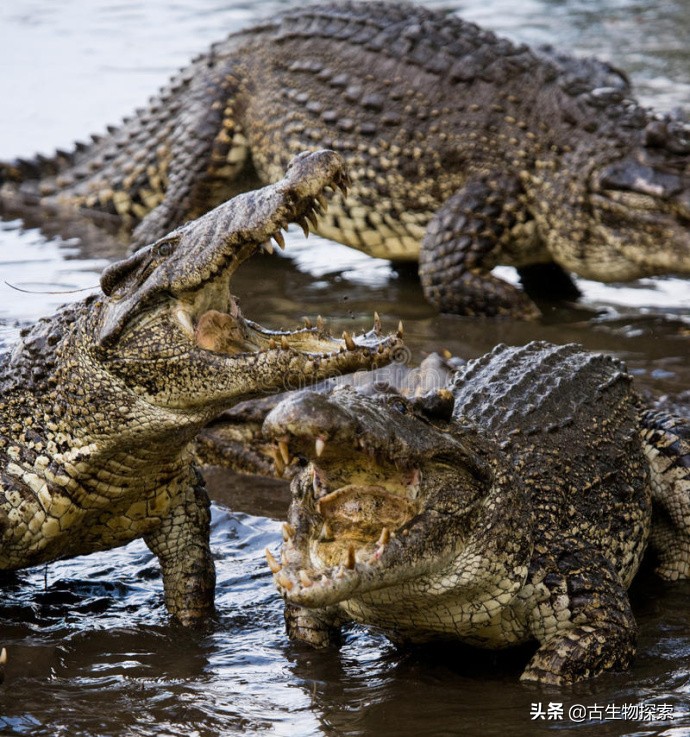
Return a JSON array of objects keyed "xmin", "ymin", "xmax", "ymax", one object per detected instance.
[
  {"xmin": 299, "ymin": 570, "xmax": 313, "ymax": 588},
  {"xmin": 176, "ymin": 308, "xmax": 194, "ymax": 337},
  {"xmin": 265, "ymin": 548, "xmax": 282, "ymax": 574},
  {"xmin": 315, "ymin": 437, "xmax": 326, "ymax": 457}
]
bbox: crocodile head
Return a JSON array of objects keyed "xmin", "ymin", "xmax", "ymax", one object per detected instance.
[
  {"xmin": 264, "ymin": 385, "xmax": 530, "ymax": 638},
  {"xmin": 90, "ymin": 150, "xmax": 402, "ymax": 416},
  {"xmin": 589, "ymin": 113, "xmax": 690, "ymax": 275}
]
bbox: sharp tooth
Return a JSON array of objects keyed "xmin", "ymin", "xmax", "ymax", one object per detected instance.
[
  {"xmin": 299, "ymin": 570, "xmax": 313, "ymax": 588},
  {"xmin": 377, "ymin": 527, "xmax": 391, "ymax": 546},
  {"xmin": 268, "ymin": 337, "xmax": 278, "ymax": 349},
  {"xmin": 0, "ymin": 648, "xmax": 6, "ymax": 666},
  {"xmin": 407, "ymin": 468, "xmax": 422, "ymax": 498},
  {"xmin": 316, "ymin": 315, "xmax": 325, "ymax": 331},
  {"xmin": 265, "ymin": 548, "xmax": 282, "ymax": 574},
  {"xmin": 276, "ymin": 573, "xmax": 294, "ymax": 591},
  {"xmin": 397, "ymin": 320, "xmax": 404, "ymax": 338},
  {"xmin": 373, "ymin": 311, "xmax": 381, "ymax": 333},
  {"xmin": 281, "ymin": 335, "xmax": 290, "ymax": 350},
  {"xmin": 273, "ymin": 230, "xmax": 286, "ymax": 250},
  {"xmin": 303, "ymin": 317, "xmax": 312, "ymax": 329},
  {"xmin": 346, "ymin": 545, "xmax": 356, "ymax": 569},
  {"xmin": 306, "ymin": 210, "xmax": 319, "ymax": 229},
  {"xmin": 278, "ymin": 440, "xmax": 291, "ymax": 465},
  {"xmin": 176, "ymin": 308, "xmax": 194, "ymax": 337},
  {"xmin": 271, "ymin": 448, "xmax": 285, "ymax": 477},
  {"xmin": 315, "ymin": 437, "xmax": 326, "ymax": 457},
  {"xmin": 262, "ymin": 240, "xmax": 274, "ymax": 255},
  {"xmin": 342, "ymin": 331, "xmax": 356, "ymax": 351},
  {"xmin": 317, "ymin": 193, "xmax": 328, "ymax": 211},
  {"xmin": 282, "ymin": 522, "xmax": 295, "ymax": 541},
  {"xmin": 319, "ymin": 521, "xmax": 333, "ymax": 541},
  {"xmin": 297, "ymin": 217, "xmax": 310, "ymax": 237}
]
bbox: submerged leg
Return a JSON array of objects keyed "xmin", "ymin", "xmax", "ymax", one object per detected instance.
[
  {"xmin": 522, "ymin": 542, "xmax": 637, "ymax": 684},
  {"xmin": 145, "ymin": 469, "xmax": 216, "ymax": 626},
  {"xmin": 284, "ymin": 603, "xmax": 345, "ymax": 648}
]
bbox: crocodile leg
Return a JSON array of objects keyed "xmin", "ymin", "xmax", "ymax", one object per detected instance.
[
  {"xmin": 418, "ymin": 175, "xmax": 541, "ymax": 318},
  {"xmin": 521, "ymin": 539, "xmax": 637, "ymax": 684},
  {"xmin": 144, "ymin": 468, "xmax": 216, "ymax": 626},
  {"xmin": 130, "ymin": 65, "xmax": 257, "ymax": 249},
  {"xmin": 283, "ymin": 602, "xmax": 346, "ymax": 648},
  {"xmin": 640, "ymin": 409, "xmax": 690, "ymax": 580}
]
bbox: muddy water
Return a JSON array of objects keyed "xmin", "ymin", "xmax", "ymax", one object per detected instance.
[{"xmin": 0, "ymin": 1, "xmax": 689, "ymax": 735}]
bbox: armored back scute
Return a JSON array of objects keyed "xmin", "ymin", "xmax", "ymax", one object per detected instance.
[{"xmin": 450, "ymin": 341, "xmax": 634, "ymax": 441}]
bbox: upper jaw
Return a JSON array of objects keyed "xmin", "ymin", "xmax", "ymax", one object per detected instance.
[{"xmin": 96, "ymin": 149, "xmax": 351, "ymax": 348}]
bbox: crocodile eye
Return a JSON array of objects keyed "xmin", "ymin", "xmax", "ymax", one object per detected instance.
[
  {"xmin": 390, "ymin": 399, "xmax": 408, "ymax": 414},
  {"xmin": 155, "ymin": 240, "xmax": 174, "ymax": 258}
]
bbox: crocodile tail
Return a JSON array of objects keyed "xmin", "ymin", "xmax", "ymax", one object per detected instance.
[
  {"xmin": 0, "ymin": 143, "xmax": 82, "ymax": 184},
  {"xmin": 639, "ymin": 408, "xmax": 690, "ymax": 580},
  {"xmin": 0, "ymin": 145, "xmax": 82, "ymax": 196}
]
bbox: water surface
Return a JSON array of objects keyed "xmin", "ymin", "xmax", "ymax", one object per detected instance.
[{"xmin": 0, "ymin": 2, "xmax": 689, "ymax": 735}]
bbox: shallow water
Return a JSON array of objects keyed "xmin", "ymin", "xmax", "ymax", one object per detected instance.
[{"xmin": 0, "ymin": 1, "xmax": 689, "ymax": 735}]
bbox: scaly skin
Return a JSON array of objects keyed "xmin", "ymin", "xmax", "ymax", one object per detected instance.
[
  {"xmin": 0, "ymin": 150, "xmax": 404, "ymax": 627},
  {"xmin": 260, "ymin": 342, "xmax": 690, "ymax": 684},
  {"xmin": 193, "ymin": 352, "xmax": 459, "ymax": 477},
  {"xmin": 2, "ymin": 2, "xmax": 689, "ymax": 316}
]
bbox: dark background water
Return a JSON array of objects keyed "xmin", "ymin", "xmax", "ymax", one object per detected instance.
[{"xmin": 0, "ymin": 1, "xmax": 689, "ymax": 735}]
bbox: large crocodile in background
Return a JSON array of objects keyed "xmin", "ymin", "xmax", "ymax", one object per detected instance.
[
  {"xmin": 0, "ymin": 150, "xmax": 403, "ymax": 631},
  {"xmin": 1, "ymin": 1, "xmax": 689, "ymax": 317},
  {"xmin": 257, "ymin": 342, "xmax": 690, "ymax": 684}
]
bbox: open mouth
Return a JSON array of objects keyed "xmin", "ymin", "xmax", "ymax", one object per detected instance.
[
  {"xmin": 97, "ymin": 149, "xmax": 392, "ymax": 359},
  {"xmin": 260, "ymin": 384, "xmax": 493, "ymax": 609},
  {"xmin": 265, "ymin": 433, "xmax": 423, "ymax": 606},
  {"xmin": 171, "ymin": 268, "xmax": 372, "ymax": 360}
]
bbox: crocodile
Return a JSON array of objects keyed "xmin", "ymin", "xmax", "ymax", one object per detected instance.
[
  {"xmin": 0, "ymin": 150, "xmax": 404, "ymax": 627},
  {"xmin": 194, "ymin": 351, "xmax": 460, "ymax": 478},
  {"xmin": 2, "ymin": 2, "xmax": 689, "ymax": 317},
  {"xmin": 260, "ymin": 341, "xmax": 690, "ymax": 684}
]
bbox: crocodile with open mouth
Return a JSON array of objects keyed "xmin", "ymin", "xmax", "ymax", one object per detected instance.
[
  {"xmin": 262, "ymin": 341, "xmax": 690, "ymax": 683},
  {"xmin": 0, "ymin": 150, "xmax": 403, "ymax": 627},
  {"xmin": 1, "ymin": 1, "xmax": 688, "ymax": 316}
]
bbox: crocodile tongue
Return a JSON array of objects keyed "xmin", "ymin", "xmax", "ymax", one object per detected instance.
[
  {"xmin": 194, "ymin": 308, "xmax": 256, "ymax": 354},
  {"xmin": 312, "ymin": 483, "xmax": 418, "ymax": 569},
  {"xmin": 316, "ymin": 484, "xmax": 417, "ymax": 537}
]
